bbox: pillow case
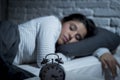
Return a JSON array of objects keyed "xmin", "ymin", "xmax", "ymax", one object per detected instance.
[{"xmin": 56, "ymin": 27, "xmax": 120, "ymax": 57}]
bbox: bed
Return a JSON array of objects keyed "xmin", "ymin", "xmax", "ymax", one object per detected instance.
[
  {"xmin": 17, "ymin": 45, "xmax": 120, "ymax": 80},
  {"xmin": 1, "ymin": 21, "xmax": 120, "ymax": 80}
]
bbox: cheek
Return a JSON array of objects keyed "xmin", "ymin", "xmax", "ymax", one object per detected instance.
[
  {"xmin": 62, "ymin": 24, "xmax": 70, "ymax": 32},
  {"xmin": 62, "ymin": 28, "xmax": 67, "ymax": 33}
]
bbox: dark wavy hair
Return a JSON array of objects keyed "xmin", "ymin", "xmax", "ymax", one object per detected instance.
[{"xmin": 61, "ymin": 13, "xmax": 96, "ymax": 37}]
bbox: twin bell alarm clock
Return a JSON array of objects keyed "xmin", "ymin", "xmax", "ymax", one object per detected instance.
[{"xmin": 39, "ymin": 53, "xmax": 65, "ymax": 80}]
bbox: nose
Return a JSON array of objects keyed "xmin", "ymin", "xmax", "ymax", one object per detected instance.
[{"xmin": 69, "ymin": 31, "xmax": 77, "ymax": 40}]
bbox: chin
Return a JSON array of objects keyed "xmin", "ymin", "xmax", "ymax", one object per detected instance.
[
  {"xmin": 57, "ymin": 40, "xmax": 64, "ymax": 45},
  {"xmin": 58, "ymin": 43, "xmax": 63, "ymax": 45}
]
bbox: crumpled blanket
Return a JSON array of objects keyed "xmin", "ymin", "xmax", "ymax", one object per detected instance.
[{"xmin": 0, "ymin": 21, "xmax": 35, "ymax": 80}]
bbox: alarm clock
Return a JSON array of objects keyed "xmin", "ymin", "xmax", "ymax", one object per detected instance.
[{"xmin": 39, "ymin": 53, "xmax": 65, "ymax": 80}]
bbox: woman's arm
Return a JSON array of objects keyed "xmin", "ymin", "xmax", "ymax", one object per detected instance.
[
  {"xmin": 36, "ymin": 16, "xmax": 61, "ymax": 67},
  {"xmin": 93, "ymin": 48, "xmax": 120, "ymax": 79}
]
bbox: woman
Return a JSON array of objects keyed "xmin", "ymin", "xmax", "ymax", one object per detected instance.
[
  {"xmin": 0, "ymin": 13, "xmax": 119, "ymax": 80},
  {"xmin": 0, "ymin": 13, "xmax": 95, "ymax": 80},
  {"xmin": 13, "ymin": 13, "xmax": 95, "ymax": 66},
  {"xmin": 13, "ymin": 13, "xmax": 120, "ymax": 80}
]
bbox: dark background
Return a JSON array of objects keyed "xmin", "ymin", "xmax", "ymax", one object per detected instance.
[
  {"xmin": 0, "ymin": 0, "xmax": 8, "ymax": 20},
  {"xmin": 0, "ymin": 0, "xmax": 120, "ymax": 35}
]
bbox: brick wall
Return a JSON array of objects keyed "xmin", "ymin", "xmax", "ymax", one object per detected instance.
[{"xmin": 8, "ymin": 0, "xmax": 120, "ymax": 35}]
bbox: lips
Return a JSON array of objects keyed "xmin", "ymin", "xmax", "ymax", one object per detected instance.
[{"xmin": 62, "ymin": 35, "xmax": 69, "ymax": 44}]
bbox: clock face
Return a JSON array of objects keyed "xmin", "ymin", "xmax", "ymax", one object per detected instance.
[{"xmin": 40, "ymin": 63, "xmax": 65, "ymax": 80}]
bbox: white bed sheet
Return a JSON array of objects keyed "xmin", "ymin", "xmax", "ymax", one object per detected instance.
[{"xmin": 17, "ymin": 46, "xmax": 120, "ymax": 80}]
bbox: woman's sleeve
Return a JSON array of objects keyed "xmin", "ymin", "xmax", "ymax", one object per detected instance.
[
  {"xmin": 93, "ymin": 47, "xmax": 111, "ymax": 58},
  {"xmin": 36, "ymin": 16, "xmax": 61, "ymax": 67}
]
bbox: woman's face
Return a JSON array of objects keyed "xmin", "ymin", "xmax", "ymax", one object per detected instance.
[{"xmin": 57, "ymin": 20, "xmax": 87, "ymax": 45}]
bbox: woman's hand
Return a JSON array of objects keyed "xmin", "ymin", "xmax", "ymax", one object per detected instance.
[{"xmin": 100, "ymin": 53, "xmax": 120, "ymax": 78}]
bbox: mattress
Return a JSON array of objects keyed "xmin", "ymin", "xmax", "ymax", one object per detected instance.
[{"xmin": 17, "ymin": 46, "xmax": 120, "ymax": 80}]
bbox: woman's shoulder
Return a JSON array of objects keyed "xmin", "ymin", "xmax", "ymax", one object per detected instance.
[
  {"xmin": 20, "ymin": 15, "xmax": 60, "ymax": 25},
  {"xmin": 40, "ymin": 15, "xmax": 60, "ymax": 23},
  {"xmin": 39, "ymin": 15, "xmax": 61, "ymax": 28},
  {"xmin": 46, "ymin": 15, "xmax": 59, "ymax": 19}
]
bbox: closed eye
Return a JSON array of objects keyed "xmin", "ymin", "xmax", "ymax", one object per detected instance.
[
  {"xmin": 69, "ymin": 24, "xmax": 77, "ymax": 31},
  {"xmin": 75, "ymin": 34, "xmax": 82, "ymax": 41}
]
